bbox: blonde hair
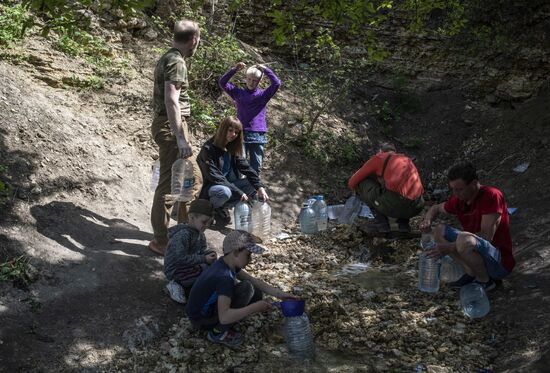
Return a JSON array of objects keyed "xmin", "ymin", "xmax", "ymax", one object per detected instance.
[{"xmin": 213, "ymin": 116, "xmax": 244, "ymax": 157}]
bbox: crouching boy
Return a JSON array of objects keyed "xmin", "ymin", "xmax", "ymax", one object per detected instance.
[
  {"xmin": 186, "ymin": 230, "xmax": 296, "ymax": 348},
  {"xmin": 164, "ymin": 199, "xmax": 217, "ymax": 304}
]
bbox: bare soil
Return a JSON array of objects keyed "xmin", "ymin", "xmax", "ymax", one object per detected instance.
[{"xmin": 1, "ymin": 31, "xmax": 549, "ymax": 373}]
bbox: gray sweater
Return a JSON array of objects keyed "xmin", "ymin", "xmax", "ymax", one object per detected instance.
[{"xmin": 164, "ymin": 224, "xmax": 208, "ymax": 281}]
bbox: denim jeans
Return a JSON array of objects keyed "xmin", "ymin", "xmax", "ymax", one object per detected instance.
[
  {"xmin": 207, "ymin": 178, "xmax": 257, "ymax": 209},
  {"xmin": 244, "ymin": 143, "xmax": 264, "ymax": 174}
]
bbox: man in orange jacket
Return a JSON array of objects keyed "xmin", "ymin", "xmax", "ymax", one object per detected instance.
[{"xmin": 348, "ymin": 142, "xmax": 425, "ymax": 233}]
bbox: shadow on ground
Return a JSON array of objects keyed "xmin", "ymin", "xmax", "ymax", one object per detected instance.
[{"xmin": 0, "ymin": 201, "xmax": 182, "ymax": 372}]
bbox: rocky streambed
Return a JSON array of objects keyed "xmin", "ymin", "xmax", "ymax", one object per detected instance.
[{"xmin": 113, "ymin": 225, "xmax": 504, "ymax": 372}]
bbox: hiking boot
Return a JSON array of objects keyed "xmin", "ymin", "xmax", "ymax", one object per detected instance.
[
  {"xmin": 474, "ymin": 279, "xmax": 496, "ymax": 292},
  {"xmin": 214, "ymin": 208, "xmax": 231, "ymax": 226},
  {"xmin": 148, "ymin": 239, "xmax": 166, "ymax": 256},
  {"xmin": 165, "ymin": 280, "xmax": 186, "ymax": 304},
  {"xmin": 449, "ymin": 274, "xmax": 475, "ymax": 289},
  {"xmin": 207, "ymin": 329, "xmax": 243, "ymax": 348}
]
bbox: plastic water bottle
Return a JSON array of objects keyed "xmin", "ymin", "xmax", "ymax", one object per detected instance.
[
  {"xmin": 251, "ymin": 201, "xmax": 271, "ymax": 239},
  {"xmin": 440, "ymin": 255, "xmax": 465, "ymax": 283},
  {"xmin": 299, "ymin": 203, "xmax": 318, "ymax": 234},
  {"xmin": 312, "ymin": 195, "xmax": 328, "ymax": 231},
  {"xmin": 460, "ymin": 282, "xmax": 490, "ymax": 318},
  {"xmin": 150, "ymin": 159, "xmax": 160, "ymax": 191},
  {"xmin": 418, "ymin": 233, "xmax": 440, "ymax": 293},
  {"xmin": 234, "ymin": 201, "xmax": 252, "ymax": 232},
  {"xmin": 283, "ymin": 314, "xmax": 315, "ymax": 360},
  {"xmin": 171, "ymin": 158, "xmax": 195, "ymax": 201},
  {"xmin": 338, "ymin": 195, "xmax": 362, "ymax": 225}
]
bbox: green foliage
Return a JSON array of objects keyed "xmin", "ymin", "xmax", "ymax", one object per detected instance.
[
  {"xmin": 403, "ymin": 0, "xmax": 467, "ymax": 36},
  {"xmin": 292, "ymin": 128, "xmax": 359, "ymax": 167},
  {"xmin": 0, "ymin": 2, "xmax": 31, "ymax": 46},
  {"xmin": 0, "ymin": 255, "xmax": 29, "ymax": 284},
  {"xmin": 62, "ymin": 74, "xmax": 104, "ymax": 90}
]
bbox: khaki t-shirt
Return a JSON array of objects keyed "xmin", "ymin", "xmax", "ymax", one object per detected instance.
[{"xmin": 152, "ymin": 48, "xmax": 191, "ymax": 117}]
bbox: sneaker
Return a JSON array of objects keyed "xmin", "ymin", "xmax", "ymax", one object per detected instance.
[
  {"xmin": 165, "ymin": 280, "xmax": 186, "ymax": 304},
  {"xmin": 214, "ymin": 208, "xmax": 231, "ymax": 226},
  {"xmin": 474, "ymin": 279, "xmax": 496, "ymax": 292},
  {"xmin": 449, "ymin": 274, "xmax": 475, "ymax": 289},
  {"xmin": 207, "ymin": 329, "xmax": 243, "ymax": 348}
]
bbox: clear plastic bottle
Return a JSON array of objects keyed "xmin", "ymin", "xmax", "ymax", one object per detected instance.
[
  {"xmin": 234, "ymin": 201, "xmax": 252, "ymax": 232},
  {"xmin": 171, "ymin": 158, "xmax": 195, "ymax": 201},
  {"xmin": 251, "ymin": 201, "xmax": 271, "ymax": 239},
  {"xmin": 418, "ymin": 232, "xmax": 440, "ymax": 293},
  {"xmin": 338, "ymin": 195, "xmax": 362, "ymax": 225},
  {"xmin": 299, "ymin": 203, "xmax": 318, "ymax": 234},
  {"xmin": 460, "ymin": 282, "xmax": 490, "ymax": 318},
  {"xmin": 312, "ymin": 195, "xmax": 328, "ymax": 231},
  {"xmin": 150, "ymin": 159, "xmax": 160, "ymax": 191},
  {"xmin": 283, "ymin": 314, "xmax": 315, "ymax": 360},
  {"xmin": 440, "ymin": 255, "xmax": 465, "ymax": 283}
]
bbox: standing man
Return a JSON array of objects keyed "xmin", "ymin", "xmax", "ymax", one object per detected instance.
[
  {"xmin": 149, "ymin": 20, "xmax": 203, "ymax": 256},
  {"xmin": 348, "ymin": 142, "xmax": 424, "ymax": 233},
  {"xmin": 420, "ymin": 162, "xmax": 514, "ymax": 290}
]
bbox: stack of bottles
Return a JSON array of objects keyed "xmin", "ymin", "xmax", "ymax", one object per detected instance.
[
  {"xmin": 283, "ymin": 314, "xmax": 315, "ymax": 359},
  {"xmin": 417, "ymin": 232, "xmax": 441, "ymax": 293},
  {"xmin": 233, "ymin": 200, "xmax": 272, "ymax": 239},
  {"xmin": 170, "ymin": 158, "xmax": 195, "ymax": 201},
  {"xmin": 299, "ymin": 195, "xmax": 328, "ymax": 234}
]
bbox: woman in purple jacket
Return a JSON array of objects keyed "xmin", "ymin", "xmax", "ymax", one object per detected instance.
[{"xmin": 219, "ymin": 62, "xmax": 281, "ymax": 174}]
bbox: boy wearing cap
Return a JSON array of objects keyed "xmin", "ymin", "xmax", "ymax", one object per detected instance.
[
  {"xmin": 164, "ymin": 199, "xmax": 217, "ymax": 304},
  {"xmin": 186, "ymin": 230, "xmax": 296, "ymax": 348}
]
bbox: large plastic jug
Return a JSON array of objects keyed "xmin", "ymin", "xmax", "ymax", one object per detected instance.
[
  {"xmin": 171, "ymin": 158, "xmax": 194, "ymax": 201},
  {"xmin": 440, "ymin": 255, "xmax": 465, "ymax": 283},
  {"xmin": 234, "ymin": 201, "xmax": 252, "ymax": 232},
  {"xmin": 312, "ymin": 195, "xmax": 328, "ymax": 231},
  {"xmin": 150, "ymin": 159, "xmax": 160, "ymax": 191},
  {"xmin": 418, "ymin": 233, "xmax": 440, "ymax": 293},
  {"xmin": 460, "ymin": 282, "xmax": 490, "ymax": 318},
  {"xmin": 283, "ymin": 314, "xmax": 315, "ymax": 360},
  {"xmin": 299, "ymin": 203, "xmax": 318, "ymax": 234},
  {"xmin": 338, "ymin": 195, "xmax": 362, "ymax": 225},
  {"xmin": 251, "ymin": 201, "xmax": 271, "ymax": 239}
]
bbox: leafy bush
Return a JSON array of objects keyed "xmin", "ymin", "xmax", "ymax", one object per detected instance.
[
  {"xmin": 0, "ymin": 3, "xmax": 31, "ymax": 46},
  {"xmin": 0, "ymin": 255, "xmax": 29, "ymax": 284},
  {"xmin": 62, "ymin": 74, "xmax": 105, "ymax": 90}
]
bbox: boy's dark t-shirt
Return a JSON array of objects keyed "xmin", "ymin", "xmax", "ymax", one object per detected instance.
[{"xmin": 186, "ymin": 257, "xmax": 239, "ymax": 320}]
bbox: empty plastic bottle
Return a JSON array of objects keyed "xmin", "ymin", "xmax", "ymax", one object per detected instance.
[
  {"xmin": 283, "ymin": 314, "xmax": 315, "ymax": 360},
  {"xmin": 234, "ymin": 201, "xmax": 252, "ymax": 232},
  {"xmin": 299, "ymin": 202, "xmax": 318, "ymax": 234},
  {"xmin": 251, "ymin": 201, "xmax": 271, "ymax": 239},
  {"xmin": 150, "ymin": 159, "xmax": 160, "ymax": 191},
  {"xmin": 338, "ymin": 195, "xmax": 362, "ymax": 225},
  {"xmin": 312, "ymin": 195, "xmax": 328, "ymax": 231},
  {"xmin": 418, "ymin": 232, "xmax": 440, "ymax": 293},
  {"xmin": 440, "ymin": 255, "xmax": 465, "ymax": 283},
  {"xmin": 171, "ymin": 158, "xmax": 195, "ymax": 201},
  {"xmin": 460, "ymin": 282, "xmax": 490, "ymax": 318}
]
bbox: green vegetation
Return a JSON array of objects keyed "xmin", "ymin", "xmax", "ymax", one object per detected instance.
[
  {"xmin": 0, "ymin": 2, "xmax": 31, "ymax": 46},
  {"xmin": 0, "ymin": 255, "xmax": 30, "ymax": 284},
  {"xmin": 62, "ymin": 74, "xmax": 105, "ymax": 90}
]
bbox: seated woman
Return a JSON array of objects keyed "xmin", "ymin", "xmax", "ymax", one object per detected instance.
[{"xmin": 197, "ymin": 116, "xmax": 269, "ymax": 226}]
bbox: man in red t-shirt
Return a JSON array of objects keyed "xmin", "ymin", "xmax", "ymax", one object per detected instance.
[
  {"xmin": 420, "ymin": 162, "xmax": 514, "ymax": 291},
  {"xmin": 348, "ymin": 142, "xmax": 424, "ymax": 233}
]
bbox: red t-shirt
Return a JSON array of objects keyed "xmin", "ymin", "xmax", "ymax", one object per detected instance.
[{"xmin": 444, "ymin": 185, "xmax": 515, "ymax": 272}]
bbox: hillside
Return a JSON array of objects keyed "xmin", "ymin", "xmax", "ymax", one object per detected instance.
[{"xmin": 1, "ymin": 1, "xmax": 550, "ymax": 372}]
